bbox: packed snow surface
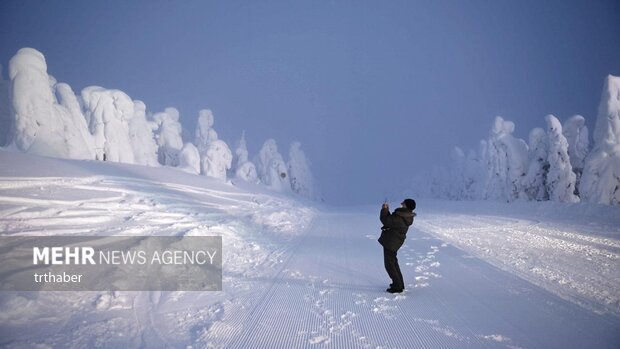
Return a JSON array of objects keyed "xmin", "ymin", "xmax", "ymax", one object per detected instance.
[{"xmin": 0, "ymin": 149, "xmax": 618, "ymax": 348}]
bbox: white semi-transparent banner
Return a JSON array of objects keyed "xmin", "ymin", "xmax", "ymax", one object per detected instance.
[{"xmin": 0, "ymin": 236, "xmax": 222, "ymax": 291}]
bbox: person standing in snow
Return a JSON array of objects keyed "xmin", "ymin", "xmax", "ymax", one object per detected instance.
[{"xmin": 378, "ymin": 198, "xmax": 416, "ymax": 293}]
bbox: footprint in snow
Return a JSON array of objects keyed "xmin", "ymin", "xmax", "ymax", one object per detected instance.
[
  {"xmin": 319, "ymin": 289, "xmax": 333, "ymax": 296},
  {"xmin": 371, "ymin": 297, "xmax": 399, "ymax": 317},
  {"xmin": 353, "ymin": 293, "xmax": 367, "ymax": 305},
  {"xmin": 423, "ymin": 271, "xmax": 442, "ymax": 278},
  {"xmin": 309, "ymin": 335, "xmax": 330, "ymax": 345}
]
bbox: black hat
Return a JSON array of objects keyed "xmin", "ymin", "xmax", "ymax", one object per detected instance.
[{"xmin": 403, "ymin": 198, "xmax": 416, "ymax": 211}]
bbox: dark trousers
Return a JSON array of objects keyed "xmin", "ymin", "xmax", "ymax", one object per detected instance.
[{"xmin": 383, "ymin": 247, "xmax": 404, "ymax": 289}]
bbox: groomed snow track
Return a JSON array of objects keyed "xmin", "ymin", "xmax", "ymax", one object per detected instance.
[{"xmin": 198, "ymin": 208, "xmax": 620, "ymax": 349}]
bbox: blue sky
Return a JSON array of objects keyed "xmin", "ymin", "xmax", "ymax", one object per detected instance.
[{"xmin": 1, "ymin": 0, "xmax": 619, "ymax": 204}]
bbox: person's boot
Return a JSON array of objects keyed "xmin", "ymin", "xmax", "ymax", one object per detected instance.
[
  {"xmin": 386, "ymin": 286, "xmax": 403, "ymax": 293},
  {"xmin": 389, "ymin": 283, "xmax": 405, "ymax": 290}
]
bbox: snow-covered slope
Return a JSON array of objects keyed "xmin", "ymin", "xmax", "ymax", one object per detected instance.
[
  {"xmin": 0, "ymin": 149, "xmax": 315, "ymax": 347},
  {"xmin": 416, "ymin": 199, "xmax": 620, "ymax": 316},
  {"xmin": 0, "ymin": 149, "xmax": 618, "ymax": 348}
]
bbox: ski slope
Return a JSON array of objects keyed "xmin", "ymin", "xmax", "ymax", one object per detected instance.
[{"xmin": 0, "ymin": 149, "xmax": 618, "ymax": 348}]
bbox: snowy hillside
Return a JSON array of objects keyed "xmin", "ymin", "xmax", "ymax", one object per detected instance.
[
  {"xmin": 1, "ymin": 149, "xmax": 618, "ymax": 348},
  {"xmin": 0, "ymin": 149, "xmax": 316, "ymax": 347}
]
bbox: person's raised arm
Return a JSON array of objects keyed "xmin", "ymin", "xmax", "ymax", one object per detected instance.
[{"xmin": 380, "ymin": 203, "xmax": 390, "ymax": 225}]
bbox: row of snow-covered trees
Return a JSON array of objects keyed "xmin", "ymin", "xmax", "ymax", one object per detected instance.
[
  {"xmin": 414, "ymin": 75, "xmax": 620, "ymax": 205},
  {"xmin": 0, "ymin": 48, "xmax": 317, "ymax": 199}
]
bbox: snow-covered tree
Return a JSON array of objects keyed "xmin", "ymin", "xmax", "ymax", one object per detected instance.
[
  {"xmin": 202, "ymin": 140, "xmax": 233, "ymax": 180},
  {"xmin": 501, "ymin": 124, "xmax": 529, "ymax": 201},
  {"xmin": 7, "ymin": 48, "xmax": 55, "ymax": 154},
  {"xmin": 128, "ymin": 101, "xmax": 159, "ymax": 166},
  {"xmin": 580, "ymin": 75, "xmax": 620, "ymax": 204},
  {"xmin": 545, "ymin": 114, "xmax": 579, "ymax": 203},
  {"xmin": 563, "ymin": 115, "xmax": 589, "ymax": 194},
  {"xmin": 178, "ymin": 143, "xmax": 200, "ymax": 174},
  {"xmin": 192, "ymin": 109, "xmax": 233, "ymax": 179},
  {"xmin": 256, "ymin": 138, "xmax": 277, "ymax": 181},
  {"xmin": 236, "ymin": 161, "xmax": 259, "ymax": 183},
  {"xmin": 152, "ymin": 107, "xmax": 183, "ymax": 166},
  {"xmin": 8, "ymin": 48, "xmax": 94, "ymax": 159},
  {"xmin": 483, "ymin": 116, "xmax": 528, "ymax": 202},
  {"xmin": 563, "ymin": 115, "xmax": 590, "ymax": 172},
  {"xmin": 484, "ymin": 118, "xmax": 509, "ymax": 200},
  {"xmin": 288, "ymin": 141, "xmax": 316, "ymax": 199},
  {"xmin": 234, "ymin": 131, "xmax": 258, "ymax": 182},
  {"xmin": 55, "ymin": 83, "xmax": 95, "ymax": 159},
  {"xmin": 81, "ymin": 86, "xmax": 136, "ymax": 163},
  {"xmin": 235, "ymin": 131, "xmax": 249, "ymax": 167},
  {"xmin": 255, "ymin": 139, "xmax": 291, "ymax": 192},
  {"xmin": 521, "ymin": 128, "xmax": 549, "ymax": 201},
  {"xmin": 194, "ymin": 109, "xmax": 218, "ymax": 154}
]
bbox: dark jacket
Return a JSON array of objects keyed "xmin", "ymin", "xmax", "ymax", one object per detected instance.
[{"xmin": 378, "ymin": 207, "xmax": 415, "ymax": 252}]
